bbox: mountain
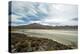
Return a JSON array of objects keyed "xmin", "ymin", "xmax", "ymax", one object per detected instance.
[
  {"xmin": 10, "ymin": 23, "xmax": 78, "ymax": 29},
  {"xmin": 10, "ymin": 23, "xmax": 53, "ymax": 29}
]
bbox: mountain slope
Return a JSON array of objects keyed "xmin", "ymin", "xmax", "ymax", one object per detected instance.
[{"xmin": 10, "ymin": 23, "xmax": 78, "ymax": 29}]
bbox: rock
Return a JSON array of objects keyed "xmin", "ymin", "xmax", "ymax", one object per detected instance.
[{"xmin": 10, "ymin": 33, "xmax": 72, "ymax": 53}]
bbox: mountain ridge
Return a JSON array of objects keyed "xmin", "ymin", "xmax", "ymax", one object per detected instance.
[{"xmin": 10, "ymin": 23, "xmax": 78, "ymax": 29}]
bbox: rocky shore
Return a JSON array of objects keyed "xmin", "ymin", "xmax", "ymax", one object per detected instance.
[{"xmin": 10, "ymin": 33, "xmax": 72, "ymax": 53}]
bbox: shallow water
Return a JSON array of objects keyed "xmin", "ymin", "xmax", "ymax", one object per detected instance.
[{"xmin": 12, "ymin": 29, "xmax": 78, "ymax": 48}]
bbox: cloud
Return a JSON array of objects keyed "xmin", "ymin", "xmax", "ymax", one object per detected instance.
[
  {"xmin": 10, "ymin": 1, "xmax": 51, "ymax": 26},
  {"xmin": 9, "ymin": 1, "xmax": 78, "ymax": 26},
  {"xmin": 71, "ymin": 18, "xmax": 78, "ymax": 21}
]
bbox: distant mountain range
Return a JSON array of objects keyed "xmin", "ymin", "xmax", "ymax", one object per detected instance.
[{"xmin": 10, "ymin": 23, "xmax": 78, "ymax": 29}]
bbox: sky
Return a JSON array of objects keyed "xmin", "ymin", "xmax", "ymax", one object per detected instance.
[{"xmin": 9, "ymin": 1, "xmax": 78, "ymax": 26}]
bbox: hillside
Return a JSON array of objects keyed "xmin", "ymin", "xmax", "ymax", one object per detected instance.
[{"xmin": 10, "ymin": 23, "xmax": 78, "ymax": 30}]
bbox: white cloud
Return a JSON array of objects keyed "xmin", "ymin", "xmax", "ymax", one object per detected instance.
[
  {"xmin": 60, "ymin": 21, "xmax": 78, "ymax": 26},
  {"xmin": 10, "ymin": 14, "xmax": 25, "ymax": 26},
  {"xmin": 10, "ymin": 1, "xmax": 78, "ymax": 26},
  {"xmin": 11, "ymin": 14, "xmax": 21, "ymax": 22},
  {"xmin": 44, "ymin": 18, "xmax": 67, "ymax": 22}
]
